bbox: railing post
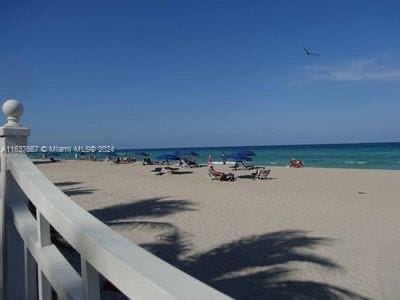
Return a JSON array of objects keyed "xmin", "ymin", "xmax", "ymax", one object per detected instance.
[{"xmin": 0, "ymin": 99, "xmax": 30, "ymax": 300}]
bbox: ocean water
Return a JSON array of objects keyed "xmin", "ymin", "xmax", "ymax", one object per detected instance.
[
  {"xmin": 37, "ymin": 143, "xmax": 400, "ymax": 170},
  {"xmin": 125, "ymin": 143, "xmax": 400, "ymax": 170}
]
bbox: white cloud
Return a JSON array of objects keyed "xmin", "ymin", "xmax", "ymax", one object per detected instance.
[{"xmin": 303, "ymin": 58, "xmax": 400, "ymax": 82}]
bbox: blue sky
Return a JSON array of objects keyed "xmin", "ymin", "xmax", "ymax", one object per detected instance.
[{"xmin": 1, "ymin": 0, "xmax": 399, "ymax": 148}]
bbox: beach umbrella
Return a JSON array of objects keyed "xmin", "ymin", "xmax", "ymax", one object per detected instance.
[
  {"xmin": 156, "ymin": 153, "xmax": 180, "ymax": 161},
  {"xmin": 237, "ymin": 149, "xmax": 256, "ymax": 156},
  {"xmin": 225, "ymin": 153, "xmax": 252, "ymax": 162},
  {"xmin": 138, "ymin": 152, "xmax": 149, "ymax": 156},
  {"xmin": 173, "ymin": 150, "xmax": 199, "ymax": 157}
]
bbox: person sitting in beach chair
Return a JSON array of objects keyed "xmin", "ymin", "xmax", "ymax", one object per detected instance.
[
  {"xmin": 187, "ymin": 156, "xmax": 198, "ymax": 166},
  {"xmin": 143, "ymin": 156, "xmax": 153, "ymax": 165},
  {"xmin": 289, "ymin": 158, "xmax": 304, "ymax": 168},
  {"xmin": 121, "ymin": 156, "xmax": 130, "ymax": 164},
  {"xmin": 208, "ymin": 166, "xmax": 235, "ymax": 181}
]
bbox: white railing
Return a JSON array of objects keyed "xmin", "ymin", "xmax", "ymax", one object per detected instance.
[{"xmin": 0, "ymin": 100, "xmax": 231, "ymax": 300}]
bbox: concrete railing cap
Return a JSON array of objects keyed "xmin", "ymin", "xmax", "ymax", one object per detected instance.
[{"xmin": 2, "ymin": 99, "xmax": 24, "ymax": 127}]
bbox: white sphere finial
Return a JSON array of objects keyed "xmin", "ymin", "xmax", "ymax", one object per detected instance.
[{"xmin": 2, "ymin": 99, "xmax": 24, "ymax": 127}]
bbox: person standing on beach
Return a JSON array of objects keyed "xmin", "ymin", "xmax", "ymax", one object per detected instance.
[
  {"xmin": 222, "ymin": 152, "xmax": 226, "ymax": 164},
  {"xmin": 208, "ymin": 154, "xmax": 213, "ymax": 164}
]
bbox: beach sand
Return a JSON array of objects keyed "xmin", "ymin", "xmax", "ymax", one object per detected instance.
[{"xmin": 38, "ymin": 160, "xmax": 400, "ymax": 299}]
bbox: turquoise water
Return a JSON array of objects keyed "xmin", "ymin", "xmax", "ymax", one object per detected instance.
[
  {"xmin": 36, "ymin": 143, "xmax": 400, "ymax": 170},
  {"xmin": 126, "ymin": 143, "xmax": 400, "ymax": 170}
]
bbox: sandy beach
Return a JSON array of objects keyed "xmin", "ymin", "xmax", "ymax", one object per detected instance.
[{"xmin": 37, "ymin": 160, "xmax": 400, "ymax": 299}]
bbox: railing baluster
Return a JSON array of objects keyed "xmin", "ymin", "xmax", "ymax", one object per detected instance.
[
  {"xmin": 38, "ymin": 272, "xmax": 51, "ymax": 300},
  {"xmin": 37, "ymin": 212, "xmax": 51, "ymax": 247},
  {"xmin": 24, "ymin": 245, "xmax": 37, "ymax": 300},
  {"xmin": 36, "ymin": 212, "xmax": 52, "ymax": 300},
  {"xmin": 81, "ymin": 259, "xmax": 100, "ymax": 300}
]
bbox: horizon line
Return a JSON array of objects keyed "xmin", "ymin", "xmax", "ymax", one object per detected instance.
[{"xmin": 117, "ymin": 140, "xmax": 400, "ymax": 151}]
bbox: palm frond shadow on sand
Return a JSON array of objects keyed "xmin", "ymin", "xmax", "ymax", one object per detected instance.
[
  {"xmin": 54, "ymin": 181, "xmax": 97, "ymax": 196},
  {"xmin": 90, "ymin": 197, "xmax": 195, "ymax": 225},
  {"xmin": 143, "ymin": 230, "xmax": 369, "ymax": 300},
  {"xmin": 90, "ymin": 198, "xmax": 369, "ymax": 300}
]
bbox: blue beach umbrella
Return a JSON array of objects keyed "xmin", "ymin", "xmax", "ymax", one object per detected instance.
[
  {"xmin": 173, "ymin": 150, "xmax": 199, "ymax": 157},
  {"xmin": 226, "ymin": 153, "xmax": 253, "ymax": 162},
  {"xmin": 237, "ymin": 149, "xmax": 256, "ymax": 156},
  {"xmin": 157, "ymin": 153, "xmax": 180, "ymax": 161}
]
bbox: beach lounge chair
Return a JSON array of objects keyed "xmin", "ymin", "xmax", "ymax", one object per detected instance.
[
  {"xmin": 230, "ymin": 162, "xmax": 240, "ymax": 170},
  {"xmin": 180, "ymin": 160, "xmax": 189, "ymax": 167},
  {"xmin": 164, "ymin": 166, "xmax": 180, "ymax": 174},
  {"xmin": 150, "ymin": 167, "xmax": 164, "ymax": 175},
  {"xmin": 164, "ymin": 166, "xmax": 179, "ymax": 171},
  {"xmin": 240, "ymin": 161, "xmax": 256, "ymax": 170},
  {"xmin": 230, "ymin": 161, "xmax": 256, "ymax": 170},
  {"xmin": 113, "ymin": 157, "xmax": 122, "ymax": 164},
  {"xmin": 49, "ymin": 157, "xmax": 56, "ymax": 163},
  {"xmin": 254, "ymin": 168, "xmax": 271, "ymax": 180},
  {"xmin": 187, "ymin": 159, "xmax": 199, "ymax": 167},
  {"xmin": 208, "ymin": 166, "xmax": 235, "ymax": 181},
  {"xmin": 188, "ymin": 163, "xmax": 201, "ymax": 168}
]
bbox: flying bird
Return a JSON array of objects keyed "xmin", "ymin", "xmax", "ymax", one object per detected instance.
[{"xmin": 303, "ymin": 46, "xmax": 319, "ymax": 56}]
